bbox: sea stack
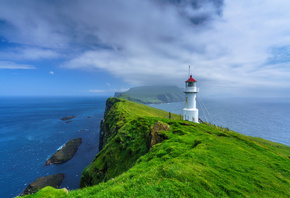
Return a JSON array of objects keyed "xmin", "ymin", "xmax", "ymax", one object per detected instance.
[
  {"xmin": 46, "ymin": 138, "xmax": 82, "ymax": 165},
  {"xmin": 20, "ymin": 173, "xmax": 64, "ymax": 196}
]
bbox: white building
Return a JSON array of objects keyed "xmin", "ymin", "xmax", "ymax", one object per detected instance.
[{"xmin": 183, "ymin": 75, "xmax": 199, "ymax": 123}]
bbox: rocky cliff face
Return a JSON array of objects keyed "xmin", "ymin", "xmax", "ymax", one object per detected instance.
[
  {"xmin": 81, "ymin": 98, "xmax": 174, "ymax": 188},
  {"xmin": 99, "ymin": 97, "xmax": 122, "ymax": 151}
]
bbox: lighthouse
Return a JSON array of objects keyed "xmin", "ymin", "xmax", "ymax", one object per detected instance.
[{"xmin": 183, "ymin": 75, "xmax": 199, "ymax": 123}]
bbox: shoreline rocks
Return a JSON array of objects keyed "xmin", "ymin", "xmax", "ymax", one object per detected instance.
[
  {"xmin": 46, "ymin": 138, "xmax": 82, "ymax": 165},
  {"xmin": 78, "ymin": 129, "xmax": 88, "ymax": 132},
  {"xmin": 61, "ymin": 115, "xmax": 76, "ymax": 121},
  {"xmin": 20, "ymin": 173, "xmax": 64, "ymax": 196}
]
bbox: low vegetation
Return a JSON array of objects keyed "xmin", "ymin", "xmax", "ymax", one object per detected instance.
[{"xmin": 23, "ymin": 98, "xmax": 290, "ymax": 198}]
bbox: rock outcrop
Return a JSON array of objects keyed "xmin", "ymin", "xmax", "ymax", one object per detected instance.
[
  {"xmin": 46, "ymin": 138, "xmax": 82, "ymax": 165},
  {"xmin": 61, "ymin": 115, "xmax": 76, "ymax": 121},
  {"xmin": 20, "ymin": 173, "xmax": 64, "ymax": 196},
  {"xmin": 149, "ymin": 121, "xmax": 170, "ymax": 148}
]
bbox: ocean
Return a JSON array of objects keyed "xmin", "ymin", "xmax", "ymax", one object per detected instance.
[
  {"xmin": 0, "ymin": 96, "xmax": 290, "ymax": 198},
  {"xmin": 0, "ymin": 96, "xmax": 106, "ymax": 198},
  {"xmin": 149, "ymin": 97, "xmax": 290, "ymax": 147}
]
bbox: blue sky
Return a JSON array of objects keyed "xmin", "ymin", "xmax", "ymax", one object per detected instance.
[{"xmin": 1, "ymin": 0, "xmax": 290, "ymax": 97}]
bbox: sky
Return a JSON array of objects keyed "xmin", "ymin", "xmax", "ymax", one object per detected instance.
[{"xmin": 1, "ymin": 0, "xmax": 290, "ymax": 97}]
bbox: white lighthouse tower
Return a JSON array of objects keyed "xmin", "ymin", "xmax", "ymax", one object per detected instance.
[{"xmin": 183, "ymin": 75, "xmax": 199, "ymax": 123}]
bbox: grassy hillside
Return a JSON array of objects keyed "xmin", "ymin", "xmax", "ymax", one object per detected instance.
[
  {"xmin": 117, "ymin": 85, "xmax": 184, "ymax": 104},
  {"xmin": 23, "ymin": 98, "xmax": 290, "ymax": 197}
]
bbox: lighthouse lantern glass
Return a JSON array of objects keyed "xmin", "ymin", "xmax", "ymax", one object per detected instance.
[{"xmin": 187, "ymin": 82, "xmax": 194, "ymax": 87}]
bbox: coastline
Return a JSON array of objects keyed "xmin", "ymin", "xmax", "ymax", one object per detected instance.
[{"xmin": 2, "ymin": 95, "xmax": 289, "ymax": 197}]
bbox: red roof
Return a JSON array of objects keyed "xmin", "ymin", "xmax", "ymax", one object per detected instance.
[{"xmin": 185, "ymin": 75, "xmax": 197, "ymax": 82}]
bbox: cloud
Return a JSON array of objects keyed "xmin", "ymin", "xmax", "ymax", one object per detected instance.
[
  {"xmin": 89, "ymin": 89, "xmax": 106, "ymax": 93},
  {"xmin": 1, "ymin": 0, "xmax": 290, "ymax": 96},
  {"xmin": 0, "ymin": 61, "xmax": 36, "ymax": 69},
  {"xmin": 49, "ymin": 71, "xmax": 54, "ymax": 75},
  {"xmin": 114, "ymin": 88, "xmax": 130, "ymax": 92},
  {"xmin": 60, "ymin": 0, "xmax": 290, "ymax": 91},
  {"xmin": 59, "ymin": 0, "xmax": 224, "ymax": 85},
  {"xmin": 0, "ymin": 1, "xmax": 70, "ymax": 48},
  {"xmin": 89, "ymin": 88, "xmax": 129, "ymax": 93},
  {"xmin": 0, "ymin": 47, "xmax": 60, "ymax": 60}
]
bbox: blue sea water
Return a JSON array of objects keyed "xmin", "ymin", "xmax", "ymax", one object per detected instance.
[
  {"xmin": 0, "ymin": 96, "xmax": 106, "ymax": 198},
  {"xmin": 1, "ymin": 96, "xmax": 290, "ymax": 198},
  {"xmin": 149, "ymin": 97, "xmax": 290, "ymax": 147}
]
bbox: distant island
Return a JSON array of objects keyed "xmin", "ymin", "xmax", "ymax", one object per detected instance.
[
  {"xmin": 24, "ymin": 97, "xmax": 290, "ymax": 197},
  {"xmin": 115, "ymin": 85, "xmax": 185, "ymax": 104}
]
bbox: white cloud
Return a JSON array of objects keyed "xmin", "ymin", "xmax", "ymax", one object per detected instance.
[
  {"xmin": 0, "ymin": 47, "xmax": 60, "ymax": 60},
  {"xmin": 112, "ymin": 88, "xmax": 129, "ymax": 92},
  {"xmin": 49, "ymin": 71, "xmax": 54, "ymax": 75},
  {"xmin": 89, "ymin": 89, "xmax": 106, "ymax": 93},
  {"xmin": 0, "ymin": 61, "xmax": 36, "ymax": 69},
  {"xmin": 1, "ymin": 0, "xmax": 290, "ymax": 96},
  {"xmin": 89, "ymin": 88, "xmax": 129, "ymax": 93},
  {"xmin": 60, "ymin": 0, "xmax": 290, "ymax": 94},
  {"xmin": 0, "ymin": 1, "xmax": 69, "ymax": 48}
]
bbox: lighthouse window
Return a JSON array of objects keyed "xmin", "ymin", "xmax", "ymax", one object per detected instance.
[{"xmin": 187, "ymin": 82, "xmax": 194, "ymax": 87}]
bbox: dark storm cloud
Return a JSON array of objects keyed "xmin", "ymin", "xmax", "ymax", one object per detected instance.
[{"xmin": 155, "ymin": 0, "xmax": 224, "ymax": 25}]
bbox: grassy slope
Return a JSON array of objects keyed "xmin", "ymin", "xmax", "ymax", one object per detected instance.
[
  {"xmin": 24, "ymin": 98, "xmax": 290, "ymax": 198},
  {"xmin": 119, "ymin": 85, "xmax": 184, "ymax": 104}
]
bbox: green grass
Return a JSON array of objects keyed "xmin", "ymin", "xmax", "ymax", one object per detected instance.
[{"xmin": 23, "ymin": 98, "xmax": 290, "ymax": 198}]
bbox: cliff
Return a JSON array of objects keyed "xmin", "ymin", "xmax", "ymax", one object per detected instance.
[
  {"xmin": 22, "ymin": 98, "xmax": 290, "ymax": 198},
  {"xmin": 116, "ymin": 85, "xmax": 185, "ymax": 104}
]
